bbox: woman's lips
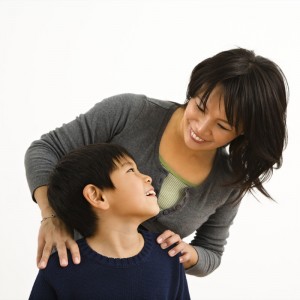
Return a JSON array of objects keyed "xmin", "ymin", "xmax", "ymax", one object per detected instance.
[{"xmin": 190, "ymin": 129, "xmax": 205, "ymax": 143}]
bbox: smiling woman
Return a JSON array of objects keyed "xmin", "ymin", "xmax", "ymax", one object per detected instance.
[{"xmin": 25, "ymin": 48, "xmax": 288, "ymax": 279}]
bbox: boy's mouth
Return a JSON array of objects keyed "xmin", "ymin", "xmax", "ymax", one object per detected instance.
[{"xmin": 145, "ymin": 189, "xmax": 156, "ymax": 196}]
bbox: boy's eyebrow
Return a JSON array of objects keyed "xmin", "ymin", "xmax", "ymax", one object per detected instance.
[{"xmin": 120, "ymin": 161, "xmax": 135, "ymax": 167}]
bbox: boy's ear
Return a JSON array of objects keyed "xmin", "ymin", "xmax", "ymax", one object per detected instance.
[{"xmin": 83, "ymin": 184, "xmax": 109, "ymax": 210}]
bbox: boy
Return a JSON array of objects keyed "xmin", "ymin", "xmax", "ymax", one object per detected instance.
[{"xmin": 29, "ymin": 143, "xmax": 190, "ymax": 299}]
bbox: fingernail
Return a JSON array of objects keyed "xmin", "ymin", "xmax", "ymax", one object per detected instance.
[
  {"xmin": 39, "ymin": 261, "xmax": 46, "ymax": 269},
  {"xmin": 161, "ymin": 243, "xmax": 167, "ymax": 249},
  {"xmin": 169, "ymin": 250, "xmax": 175, "ymax": 256},
  {"xmin": 74, "ymin": 257, "xmax": 80, "ymax": 264},
  {"xmin": 61, "ymin": 259, "xmax": 68, "ymax": 266},
  {"xmin": 179, "ymin": 257, "xmax": 183, "ymax": 263},
  {"xmin": 157, "ymin": 238, "xmax": 162, "ymax": 243}
]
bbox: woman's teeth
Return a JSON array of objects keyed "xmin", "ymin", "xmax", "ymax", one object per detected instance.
[{"xmin": 191, "ymin": 130, "xmax": 204, "ymax": 142}]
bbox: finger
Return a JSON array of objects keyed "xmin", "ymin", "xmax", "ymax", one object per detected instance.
[
  {"xmin": 56, "ymin": 242, "xmax": 68, "ymax": 267},
  {"xmin": 38, "ymin": 243, "xmax": 53, "ymax": 269},
  {"xmin": 179, "ymin": 251, "xmax": 191, "ymax": 263},
  {"xmin": 156, "ymin": 230, "xmax": 174, "ymax": 244},
  {"xmin": 36, "ymin": 240, "xmax": 45, "ymax": 267},
  {"xmin": 167, "ymin": 242, "xmax": 186, "ymax": 257},
  {"xmin": 160, "ymin": 234, "xmax": 181, "ymax": 249},
  {"xmin": 67, "ymin": 240, "xmax": 81, "ymax": 264}
]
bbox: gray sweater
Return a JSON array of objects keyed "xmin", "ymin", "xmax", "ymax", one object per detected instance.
[{"xmin": 25, "ymin": 93, "xmax": 241, "ymax": 277}]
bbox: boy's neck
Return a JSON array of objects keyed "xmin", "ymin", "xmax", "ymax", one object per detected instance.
[{"xmin": 86, "ymin": 224, "xmax": 144, "ymax": 259}]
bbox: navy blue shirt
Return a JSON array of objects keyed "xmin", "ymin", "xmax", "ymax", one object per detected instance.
[{"xmin": 29, "ymin": 230, "xmax": 190, "ymax": 300}]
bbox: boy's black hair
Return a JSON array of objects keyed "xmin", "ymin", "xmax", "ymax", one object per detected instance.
[{"xmin": 47, "ymin": 143, "xmax": 135, "ymax": 237}]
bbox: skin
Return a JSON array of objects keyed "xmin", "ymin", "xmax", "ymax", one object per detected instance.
[
  {"xmin": 84, "ymin": 157, "xmax": 160, "ymax": 258},
  {"xmin": 182, "ymin": 85, "xmax": 240, "ymax": 152},
  {"xmin": 35, "ymin": 85, "xmax": 242, "ymax": 270}
]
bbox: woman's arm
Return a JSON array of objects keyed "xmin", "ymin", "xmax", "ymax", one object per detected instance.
[
  {"xmin": 25, "ymin": 94, "xmax": 145, "ymax": 197},
  {"xmin": 157, "ymin": 190, "xmax": 241, "ymax": 277},
  {"xmin": 25, "ymin": 94, "xmax": 147, "ymax": 267}
]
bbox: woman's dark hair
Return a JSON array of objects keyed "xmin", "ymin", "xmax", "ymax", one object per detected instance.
[
  {"xmin": 47, "ymin": 143, "xmax": 135, "ymax": 237},
  {"xmin": 186, "ymin": 48, "xmax": 288, "ymax": 199}
]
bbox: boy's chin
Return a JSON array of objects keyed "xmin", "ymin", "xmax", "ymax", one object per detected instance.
[
  {"xmin": 144, "ymin": 207, "xmax": 160, "ymax": 221},
  {"xmin": 141, "ymin": 208, "xmax": 160, "ymax": 223}
]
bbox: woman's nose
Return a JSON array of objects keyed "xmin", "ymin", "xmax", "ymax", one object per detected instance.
[{"xmin": 196, "ymin": 117, "xmax": 212, "ymax": 137}]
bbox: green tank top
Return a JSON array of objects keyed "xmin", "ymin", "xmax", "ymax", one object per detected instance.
[{"xmin": 158, "ymin": 156, "xmax": 196, "ymax": 210}]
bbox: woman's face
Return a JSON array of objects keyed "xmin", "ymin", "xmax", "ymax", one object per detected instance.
[{"xmin": 182, "ymin": 85, "xmax": 241, "ymax": 152}]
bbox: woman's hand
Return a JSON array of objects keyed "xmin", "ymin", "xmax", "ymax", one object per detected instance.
[
  {"xmin": 37, "ymin": 215, "xmax": 81, "ymax": 269},
  {"xmin": 157, "ymin": 230, "xmax": 198, "ymax": 269},
  {"xmin": 34, "ymin": 185, "xmax": 81, "ymax": 269}
]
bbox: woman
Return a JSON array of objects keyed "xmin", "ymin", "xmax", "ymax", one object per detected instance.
[{"xmin": 25, "ymin": 48, "xmax": 288, "ymax": 277}]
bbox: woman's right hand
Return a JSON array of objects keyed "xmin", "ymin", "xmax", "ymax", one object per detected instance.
[
  {"xmin": 37, "ymin": 216, "xmax": 81, "ymax": 269},
  {"xmin": 34, "ymin": 186, "xmax": 81, "ymax": 269}
]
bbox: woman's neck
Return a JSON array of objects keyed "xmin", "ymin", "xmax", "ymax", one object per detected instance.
[{"xmin": 159, "ymin": 107, "xmax": 216, "ymax": 185}]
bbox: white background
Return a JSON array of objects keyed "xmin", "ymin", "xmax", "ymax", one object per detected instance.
[{"xmin": 0, "ymin": 1, "xmax": 299, "ymax": 299}]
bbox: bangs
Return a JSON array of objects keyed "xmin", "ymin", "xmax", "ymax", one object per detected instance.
[
  {"xmin": 196, "ymin": 83, "xmax": 241, "ymax": 131},
  {"xmin": 111, "ymin": 153, "xmax": 133, "ymax": 170}
]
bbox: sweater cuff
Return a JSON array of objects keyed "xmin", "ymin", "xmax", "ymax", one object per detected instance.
[{"xmin": 185, "ymin": 246, "xmax": 221, "ymax": 277}]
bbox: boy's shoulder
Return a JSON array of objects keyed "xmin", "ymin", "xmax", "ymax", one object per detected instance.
[
  {"xmin": 43, "ymin": 231, "xmax": 181, "ymax": 273},
  {"xmin": 140, "ymin": 230, "xmax": 182, "ymax": 265}
]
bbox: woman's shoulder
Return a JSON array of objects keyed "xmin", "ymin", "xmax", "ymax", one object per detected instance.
[
  {"xmin": 204, "ymin": 148, "xmax": 237, "ymax": 190},
  {"xmin": 96, "ymin": 93, "xmax": 179, "ymax": 111},
  {"xmin": 214, "ymin": 148, "xmax": 233, "ymax": 175},
  {"xmin": 210, "ymin": 148, "xmax": 242, "ymax": 197}
]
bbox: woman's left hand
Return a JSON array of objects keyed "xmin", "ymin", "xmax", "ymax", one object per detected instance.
[{"xmin": 157, "ymin": 230, "xmax": 199, "ymax": 269}]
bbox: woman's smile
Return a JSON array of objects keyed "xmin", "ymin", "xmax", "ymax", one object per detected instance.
[{"xmin": 190, "ymin": 129, "xmax": 206, "ymax": 143}]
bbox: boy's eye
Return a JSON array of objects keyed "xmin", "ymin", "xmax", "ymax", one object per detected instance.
[{"xmin": 127, "ymin": 168, "xmax": 134, "ymax": 173}]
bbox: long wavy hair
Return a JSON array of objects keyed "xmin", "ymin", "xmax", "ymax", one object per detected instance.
[{"xmin": 186, "ymin": 48, "xmax": 288, "ymax": 200}]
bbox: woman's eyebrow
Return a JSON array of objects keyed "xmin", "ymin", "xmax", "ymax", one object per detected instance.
[
  {"xmin": 197, "ymin": 96, "xmax": 231, "ymax": 125},
  {"xmin": 218, "ymin": 118, "xmax": 231, "ymax": 124}
]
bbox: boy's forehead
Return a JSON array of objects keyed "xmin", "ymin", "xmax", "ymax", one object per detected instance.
[{"xmin": 114, "ymin": 155, "xmax": 135, "ymax": 167}]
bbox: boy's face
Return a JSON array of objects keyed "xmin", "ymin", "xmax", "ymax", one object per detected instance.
[{"xmin": 103, "ymin": 156, "xmax": 160, "ymax": 222}]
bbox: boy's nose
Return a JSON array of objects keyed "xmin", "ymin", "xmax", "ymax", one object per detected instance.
[{"xmin": 144, "ymin": 174, "xmax": 152, "ymax": 183}]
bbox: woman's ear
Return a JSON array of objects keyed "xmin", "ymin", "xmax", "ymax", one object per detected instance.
[{"xmin": 83, "ymin": 184, "xmax": 109, "ymax": 210}]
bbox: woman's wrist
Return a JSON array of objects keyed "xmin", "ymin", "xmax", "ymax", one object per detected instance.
[
  {"xmin": 41, "ymin": 214, "xmax": 56, "ymax": 223},
  {"xmin": 34, "ymin": 186, "xmax": 54, "ymax": 218},
  {"xmin": 183, "ymin": 245, "xmax": 199, "ymax": 269}
]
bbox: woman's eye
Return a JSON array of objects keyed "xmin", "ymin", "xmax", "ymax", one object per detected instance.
[
  {"xmin": 196, "ymin": 103, "xmax": 205, "ymax": 112},
  {"xmin": 127, "ymin": 168, "xmax": 134, "ymax": 173},
  {"xmin": 218, "ymin": 123, "xmax": 231, "ymax": 131}
]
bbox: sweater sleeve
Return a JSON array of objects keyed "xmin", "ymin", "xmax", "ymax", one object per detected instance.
[
  {"xmin": 29, "ymin": 272, "xmax": 57, "ymax": 300},
  {"xmin": 24, "ymin": 93, "xmax": 145, "ymax": 199},
  {"xmin": 186, "ymin": 191, "xmax": 241, "ymax": 277}
]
